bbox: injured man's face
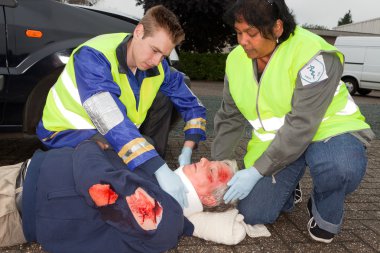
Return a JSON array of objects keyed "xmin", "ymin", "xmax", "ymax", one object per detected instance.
[
  {"xmin": 89, "ymin": 158, "xmax": 235, "ymax": 231},
  {"xmin": 182, "ymin": 158, "xmax": 235, "ymax": 207}
]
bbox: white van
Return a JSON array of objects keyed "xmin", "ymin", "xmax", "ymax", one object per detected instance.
[{"xmin": 334, "ymin": 36, "xmax": 380, "ymax": 95}]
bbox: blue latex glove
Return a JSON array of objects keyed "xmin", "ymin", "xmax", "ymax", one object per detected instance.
[
  {"xmin": 178, "ymin": 146, "xmax": 193, "ymax": 166},
  {"xmin": 223, "ymin": 166, "xmax": 263, "ymax": 203},
  {"xmin": 155, "ymin": 163, "xmax": 189, "ymax": 208}
]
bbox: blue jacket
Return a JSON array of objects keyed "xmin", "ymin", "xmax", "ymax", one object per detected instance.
[{"xmin": 22, "ymin": 141, "xmax": 193, "ymax": 253}]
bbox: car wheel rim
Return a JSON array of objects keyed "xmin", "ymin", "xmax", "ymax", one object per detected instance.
[{"xmin": 345, "ymin": 82, "xmax": 354, "ymax": 93}]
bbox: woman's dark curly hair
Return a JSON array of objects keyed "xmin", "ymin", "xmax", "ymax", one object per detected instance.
[{"xmin": 224, "ymin": 0, "xmax": 297, "ymax": 43}]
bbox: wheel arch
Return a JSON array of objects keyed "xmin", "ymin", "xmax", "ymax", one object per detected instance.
[{"xmin": 22, "ymin": 66, "xmax": 64, "ymax": 133}]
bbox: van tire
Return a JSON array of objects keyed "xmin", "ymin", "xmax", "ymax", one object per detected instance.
[
  {"xmin": 357, "ymin": 88, "xmax": 372, "ymax": 96},
  {"xmin": 342, "ymin": 77, "xmax": 358, "ymax": 95}
]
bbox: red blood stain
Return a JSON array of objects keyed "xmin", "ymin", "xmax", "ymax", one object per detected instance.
[
  {"xmin": 218, "ymin": 168, "xmax": 231, "ymax": 184},
  {"xmin": 127, "ymin": 190, "xmax": 162, "ymax": 225},
  {"xmin": 88, "ymin": 184, "xmax": 118, "ymax": 207}
]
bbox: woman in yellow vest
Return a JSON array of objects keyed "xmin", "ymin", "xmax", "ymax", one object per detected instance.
[{"xmin": 212, "ymin": 0, "xmax": 374, "ymax": 243}]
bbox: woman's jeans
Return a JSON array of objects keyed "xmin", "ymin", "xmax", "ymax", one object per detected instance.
[{"xmin": 238, "ymin": 133, "xmax": 367, "ymax": 234}]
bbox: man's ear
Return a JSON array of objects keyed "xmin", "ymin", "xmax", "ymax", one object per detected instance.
[
  {"xmin": 134, "ymin": 24, "xmax": 144, "ymax": 39},
  {"xmin": 199, "ymin": 195, "xmax": 217, "ymax": 207}
]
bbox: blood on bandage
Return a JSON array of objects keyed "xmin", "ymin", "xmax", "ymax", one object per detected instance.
[
  {"xmin": 126, "ymin": 187, "xmax": 163, "ymax": 230},
  {"xmin": 88, "ymin": 184, "xmax": 119, "ymax": 207}
]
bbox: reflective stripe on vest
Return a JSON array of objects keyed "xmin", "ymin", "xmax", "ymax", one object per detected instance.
[
  {"xmin": 51, "ymin": 84, "xmax": 94, "ymax": 129},
  {"xmin": 249, "ymin": 82, "xmax": 359, "ymax": 141}
]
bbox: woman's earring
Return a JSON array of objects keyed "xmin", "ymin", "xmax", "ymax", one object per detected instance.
[{"xmin": 276, "ymin": 38, "xmax": 279, "ymax": 44}]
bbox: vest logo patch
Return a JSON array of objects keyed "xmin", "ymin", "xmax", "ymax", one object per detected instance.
[{"xmin": 300, "ymin": 55, "xmax": 328, "ymax": 86}]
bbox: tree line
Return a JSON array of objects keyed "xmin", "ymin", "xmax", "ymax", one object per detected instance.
[{"xmin": 136, "ymin": 1, "xmax": 353, "ymax": 53}]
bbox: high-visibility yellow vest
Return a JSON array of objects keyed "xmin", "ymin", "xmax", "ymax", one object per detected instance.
[
  {"xmin": 226, "ymin": 26, "xmax": 370, "ymax": 168},
  {"xmin": 42, "ymin": 33, "xmax": 164, "ymax": 131}
]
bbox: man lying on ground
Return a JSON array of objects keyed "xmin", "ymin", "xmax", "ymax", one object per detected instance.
[{"xmin": 0, "ymin": 141, "xmax": 268, "ymax": 252}]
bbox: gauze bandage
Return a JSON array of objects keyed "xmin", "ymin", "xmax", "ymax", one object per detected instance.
[
  {"xmin": 243, "ymin": 223, "xmax": 271, "ymax": 238},
  {"xmin": 187, "ymin": 208, "xmax": 246, "ymax": 245}
]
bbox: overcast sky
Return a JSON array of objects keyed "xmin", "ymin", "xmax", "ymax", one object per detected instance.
[
  {"xmin": 97, "ymin": 0, "xmax": 380, "ymax": 30},
  {"xmin": 286, "ymin": 0, "xmax": 380, "ymax": 29}
]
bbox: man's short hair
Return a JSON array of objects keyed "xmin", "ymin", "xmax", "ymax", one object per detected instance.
[
  {"xmin": 205, "ymin": 159, "xmax": 238, "ymax": 208},
  {"xmin": 139, "ymin": 5, "xmax": 185, "ymax": 45}
]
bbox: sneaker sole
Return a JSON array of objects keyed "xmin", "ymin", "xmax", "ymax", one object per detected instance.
[
  {"xmin": 307, "ymin": 218, "xmax": 334, "ymax": 244},
  {"xmin": 308, "ymin": 230, "xmax": 334, "ymax": 244}
]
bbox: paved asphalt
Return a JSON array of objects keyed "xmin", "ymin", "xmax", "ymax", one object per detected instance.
[{"xmin": 0, "ymin": 81, "xmax": 379, "ymax": 252}]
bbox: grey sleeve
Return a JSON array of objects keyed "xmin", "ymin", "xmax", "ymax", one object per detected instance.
[
  {"xmin": 211, "ymin": 76, "xmax": 247, "ymax": 161},
  {"xmin": 254, "ymin": 52, "xmax": 343, "ymax": 176}
]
